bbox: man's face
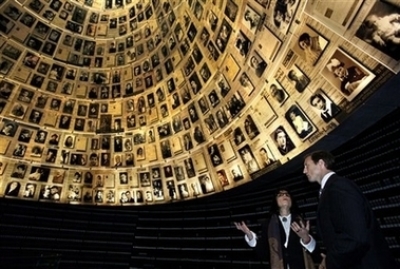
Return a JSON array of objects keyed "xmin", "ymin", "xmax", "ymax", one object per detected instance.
[
  {"xmin": 303, "ymin": 156, "xmax": 324, "ymax": 183},
  {"xmin": 276, "ymin": 132, "xmax": 286, "ymax": 148},
  {"xmin": 311, "ymin": 96, "xmax": 326, "ymax": 110}
]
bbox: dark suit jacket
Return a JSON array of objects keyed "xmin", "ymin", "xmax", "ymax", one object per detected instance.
[
  {"xmin": 254, "ymin": 214, "xmax": 319, "ymax": 269},
  {"xmin": 317, "ymin": 175, "xmax": 396, "ymax": 269},
  {"xmin": 321, "ymin": 103, "xmax": 341, "ymax": 123}
]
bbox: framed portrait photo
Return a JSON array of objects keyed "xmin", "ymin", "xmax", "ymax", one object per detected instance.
[
  {"xmin": 285, "ymin": 103, "xmax": 316, "ymax": 140},
  {"xmin": 309, "ymin": 89, "xmax": 342, "ymax": 123},
  {"xmin": 265, "ymin": 0, "xmax": 301, "ymax": 35},
  {"xmin": 354, "ymin": 1, "xmax": 400, "ymax": 70},
  {"xmin": 291, "ymin": 24, "xmax": 329, "ymax": 66},
  {"xmin": 248, "ymin": 51, "xmax": 268, "ymax": 78},
  {"xmin": 234, "ymin": 31, "xmax": 252, "ymax": 58},
  {"xmin": 272, "ymin": 126, "xmax": 296, "ymax": 156},
  {"xmin": 267, "ymin": 79, "xmax": 289, "ymax": 106},
  {"xmin": 286, "ymin": 64, "xmax": 311, "ymax": 93},
  {"xmin": 242, "ymin": 5, "xmax": 262, "ymax": 35},
  {"xmin": 321, "ymin": 48, "xmax": 376, "ymax": 101},
  {"xmin": 238, "ymin": 144, "xmax": 260, "ymax": 174}
]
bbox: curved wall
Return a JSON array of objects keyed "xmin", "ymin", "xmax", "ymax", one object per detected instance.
[{"xmin": 0, "ymin": 0, "xmax": 399, "ymax": 205}]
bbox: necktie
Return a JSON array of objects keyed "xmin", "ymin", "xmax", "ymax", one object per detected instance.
[{"xmin": 282, "ymin": 217, "xmax": 287, "ymax": 222}]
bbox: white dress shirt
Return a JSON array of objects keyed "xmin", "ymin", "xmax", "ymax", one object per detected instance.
[{"xmin": 244, "ymin": 214, "xmax": 316, "ymax": 252}]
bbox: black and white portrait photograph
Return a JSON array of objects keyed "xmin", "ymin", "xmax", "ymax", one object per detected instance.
[
  {"xmin": 139, "ymin": 172, "xmax": 151, "ymax": 187},
  {"xmin": 239, "ymin": 144, "xmax": 260, "ymax": 174},
  {"xmin": 248, "ymin": 51, "xmax": 267, "ymax": 77},
  {"xmin": 189, "ymin": 72, "xmax": 202, "ymax": 95},
  {"xmin": 271, "ymin": 126, "xmax": 295, "ymax": 156},
  {"xmin": 204, "ymin": 114, "xmax": 218, "ymax": 135},
  {"xmin": 199, "ymin": 174, "xmax": 215, "ymax": 194},
  {"xmin": 216, "ymin": 74, "xmax": 231, "ymax": 97},
  {"xmin": 4, "ymin": 181, "xmax": 21, "ymax": 197},
  {"xmin": 18, "ymin": 128, "xmax": 33, "ymax": 143},
  {"xmin": 265, "ymin": 0, "xmax": 300, "ymax": 35},
  {"xmin": 244, "ymin": 115, "xmax": 260, "ymax": 140},
  {"xmin": 225, "ymin": 0, "xmax": 238, "ymax": 22},
  {"xmin": 226, "ymin": 91, "xmax": 246, "ymax": 118},
  {"xmin": 235, "ymin": 31, "xmax": 252, "ymax": 58},
  {"xmin": 321, "ymin": 48, "xmax": 376, "ymax": 101},
  {"xmin": 199, "ymin": 63, "xmax": 211, "ymax": 83},
  {"xmin": 11, "ymin": 163, "xmax": 27, "ymax": 178},
  {"xmin": 355, "ymin": 1, "xmax": 400, "ymax": 62},
  {"xmin": 215, "ymin": 108, "xmax": 229, "ymax": 129},
  {"xmin": 9, "ymin": 103, "xmax": 27, "ymax": 119},
  {"xmin": 233, "ymin": 127, "xmax": 246, "ymax": 146},
  {"xmin": 215, "ymin": 19, "xmax": 232, "ymax": 53},
  {"xmin": 207, "ymin": 10, "xmax": 218, "ymax": 32},
  {"xmin": 20, "ymin": 13, "xmax": 36, "ymax": 28},
  {"xmin": 0, "ymin": 14, "xmax": 15, "ymax": 34},
  {"xmin": 0, "ymin": 57, "xmax": 14, "ymax": 75},
  {"xmin": 230, "ymin": 165, "xmax": 244, "ymax": 182},
  {"xmin": 292, "ymin": 24, "xmax": 329, "ymax": 66},
  {"xmin": 198, "ymin": 96, "xmax": 209, "ymax": 115},
  {"xmin": 178, "ymin": 183, "xmax": 190, "ymax": 199},
  {"xmin": 160, "ymin": 139, "xmax": 172, "ymax": 159},
  {"xmin": 286, "ymin": 65, "xmax": 310, "ymax": 93},
  {"xmin": 238, "ymin": 72, "xmax": 255, "ymax": 96},
  {"xmin": 208, "ymin": 144, "xmax": 223, "ymax": 167},
  {"xmin": 309, "ymin": 89, "xmax": 342, "ymax": 123},
  {"xmin": 188, "ymin": 103, "xmax": 199, "ymax": 123},
  {"xmin": 285, "ymin": 104, "xmax": 316, "ymax": 139},
  {"xmin": 258, "ymin": 144, "xmax": 276, "ymax": 169},
  {"xmin": 268, "ymin": 79, "xmax": 289, "ymax": 106},
  {"xmin": 208, "ymin": 90, "xmax": 220, "ymax": 108},
  {"xmin": 242, "ymin": 5, "xmax": 261, "ymax": 34}
]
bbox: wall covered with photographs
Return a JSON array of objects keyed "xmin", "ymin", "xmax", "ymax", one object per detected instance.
[{"xmin": 0, "ymin": 0, "xmax": 397, "ymax": 205}]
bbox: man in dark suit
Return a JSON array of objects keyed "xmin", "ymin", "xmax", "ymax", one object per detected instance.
[
  {"xmin": 303, "ymin": 150, "xmax": 396, "ymax": 269},
  {"xmin": 310, "ymin": 94, "xmax": 341, "ymax": 123}
]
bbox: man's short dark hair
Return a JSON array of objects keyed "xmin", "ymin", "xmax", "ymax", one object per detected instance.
[
  {"xmin": 310, "ymin": 94, "xmax": 326, "ymax": 106},
  {"xmin": 274, "ymin": 128, "xmax": 285, "ymax": 141},
  {"xmin": 305, "ymin": 150, "xmax": 335, "ymax": 170}
]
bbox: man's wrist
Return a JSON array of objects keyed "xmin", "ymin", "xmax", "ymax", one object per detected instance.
[{"xmin": 301, "ymin": 235, "xmax": 311, "ymax": 244}]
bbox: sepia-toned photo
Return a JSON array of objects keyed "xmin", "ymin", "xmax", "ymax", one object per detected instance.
[
  {"xmin": 285, "ymin": 104, "xmax": 316, "ymax": 140},
  {"xmin": 215, "ymin": 19, "xmax": 232, "ymax": 53},
  {"xmin": 286, "ymin": 65, "xmax": 310, "ymax": 93},
  {"xmin": 268, "ymin": 79, "xmax": 289, "ymax": 106},
  {"xmin": 265, "ymin": 0, "xmax": 300, "ymax": 35},
  {"xmin": 292, "ymin": 24, "xmax": 329, "ymax": 66},
  {"xmin": 248, "ymin": 51, "xmax": 267, "ymax": 77},
  {"xmin": 238, "ymin": 144, "xmax": 260, "ymax": 174},
  {"xmin": 321, "ymin": 48, "xmax": 376, "ymax": 101},
  {"xmin": 355, "ymin": 1, "xmax": 400, "ymax": 61},
  {"xmin": 199, "ymin": 174, "xmax": 214, "ymax": 194},
  {"xmin": 309, "ymin": 89, "xmax": 342, "ymax": 123},
  {"xmin": 235, "ymin": 31, "xmax": 252, "ymax": 58},
  {"xmin": 271, "ymin": 126, "xmax": 295, "ymax": 156},
  {"xmin": 242, "ymin": 5, "xmax": 261, "ymax": 34}
]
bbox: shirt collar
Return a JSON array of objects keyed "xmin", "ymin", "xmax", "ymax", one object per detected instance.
[
  {"xmin": 279, "ymin": 214, "xmax": 291, "ymax": 223},
  {"xmin": 321, "ymin": 171, "xmax": 335, "ymax": 189}
]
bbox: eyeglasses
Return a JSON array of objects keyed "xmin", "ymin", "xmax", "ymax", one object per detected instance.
[{"xmin": 277, "ymin": 192, "xmax": 290, "ymax": 197}]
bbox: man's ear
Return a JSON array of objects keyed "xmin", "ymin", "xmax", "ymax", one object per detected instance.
[{"xmin": 318, "ymin": 159, "xmax": 325, "ymax": 168}]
